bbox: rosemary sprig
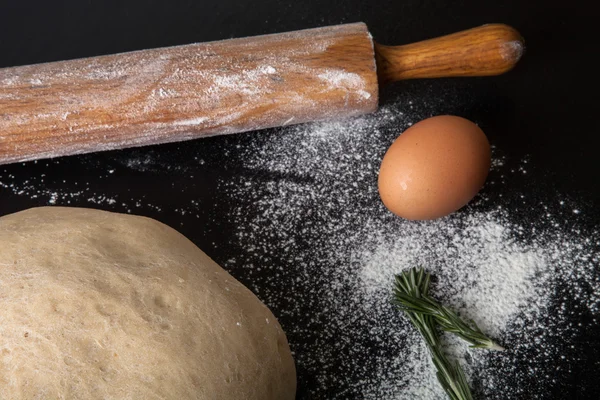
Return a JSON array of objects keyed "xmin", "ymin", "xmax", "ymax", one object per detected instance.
[
  {"xmin": 393, "ymin": 268, "xmax": 473, "ymax": 400},
  {"xmin": 393, "ymin": 272, "xmax": 504, "ymax": 351}
]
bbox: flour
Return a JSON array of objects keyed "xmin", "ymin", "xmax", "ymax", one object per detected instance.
[
  {"xmin": 317, "ymin": 69, "xmax": 372, "ymax": 99},
  {"xmin": 220, "ymin": 101, "xmax": 599, "ymax": 399},
  {"xmin": 0, "ymin": 166, "xmax": 86, "ymax": 204},
  {"xmin": 173, "ymin": 117, "xmax": 210, "ymax": 126}
]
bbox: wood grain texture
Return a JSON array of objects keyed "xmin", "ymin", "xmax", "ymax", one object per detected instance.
[
  {"xmin": 375, "ymin": 24, "xmax": 524, "ymax": 83},
  {"xmin": 0, "ymin": 23, "xmax": 378, "ymax": 164}
]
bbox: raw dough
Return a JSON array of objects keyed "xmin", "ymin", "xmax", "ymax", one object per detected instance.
[{"xmin": 0, "ymin": 207, "xmax": 296, "ymax": 399}]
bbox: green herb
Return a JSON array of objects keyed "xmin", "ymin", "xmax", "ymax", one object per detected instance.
[
  {"xmin": 393, "ymin": 270, "xmax": 504, "ymax": 351},
  {"xmin": 392, "ymin": 268, "xmax": 502, "ymax": 400}
]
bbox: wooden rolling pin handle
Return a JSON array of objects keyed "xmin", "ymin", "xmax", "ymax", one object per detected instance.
[{"xmin": 375, "ymin": 24, "xmax": 525, "ymax": 84}]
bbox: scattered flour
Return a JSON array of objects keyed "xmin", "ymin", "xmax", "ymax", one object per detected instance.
[
  {"xmin": 219, "ymin": 102, "xmax": 599, "ymax": 399},
  {"xmin": 317, "ymin": 69, "xmax": 372, "ymax": 99}
]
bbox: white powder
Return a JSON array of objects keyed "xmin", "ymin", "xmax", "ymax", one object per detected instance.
[
  {"xmin": 220, "ymin": 100, "xmax": 599, "ymax": 399},
  {"xmin": 0, "ymin": 166, "xmax": 87, "ymax": 204},
  {"xmin": 173, "ymin": 117, "xmax": 209, "ymax": 126},
  {"xmin": 0, "ymin": 154, "xmax": 214, "ymax": 223},
  {"xmin": 360, "ymin": 214, "xmax": 545, "ymax": 338},
  {"xmin": 317, "ymin": 69, "xmax": 372, "ymax": 99}
]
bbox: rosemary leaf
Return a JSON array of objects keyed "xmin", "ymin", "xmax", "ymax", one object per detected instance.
[
  {"xmin": 393, "ymin": 268, "xmax": 473, "ymax": 400},
  {"xmin": 392, "ymin": 269, "xmax": 504, "ymax": 351}
]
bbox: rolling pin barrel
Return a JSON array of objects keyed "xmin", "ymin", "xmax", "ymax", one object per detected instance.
[{"xmin": 0, "ymin": 23, "xmax": 523, "ymax": 165}]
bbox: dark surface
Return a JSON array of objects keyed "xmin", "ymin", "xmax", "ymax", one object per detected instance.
[{"xmin": 0, "ymin": 0, "xmax": 598, "ymax": 398}]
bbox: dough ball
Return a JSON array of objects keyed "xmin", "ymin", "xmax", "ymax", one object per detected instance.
[{"xmin": 0, "ymin": 207, "xmax": 296, "ymax": 399}]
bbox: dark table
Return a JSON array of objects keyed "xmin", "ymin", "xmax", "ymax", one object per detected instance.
[{"xmin": 1, "ymin": 1, "xmax": 598, "ymax": 398}]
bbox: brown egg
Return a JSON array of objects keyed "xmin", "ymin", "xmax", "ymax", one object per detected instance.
[{"xmin": 378, "ymin": 115, "xmax": 491, "ymax": 220}]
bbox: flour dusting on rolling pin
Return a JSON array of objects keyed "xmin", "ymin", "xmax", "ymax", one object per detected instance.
[{"xmin": 0, "ymin": 23, "xmax": 523, "ymax": 164}]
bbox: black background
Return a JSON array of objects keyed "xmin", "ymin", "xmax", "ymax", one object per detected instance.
[{"xmin": 0, "ymin": 0, "xmax": 598, "ymax": 398}]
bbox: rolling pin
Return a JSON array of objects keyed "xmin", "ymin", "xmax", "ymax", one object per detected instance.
[{"xmin": 0, "ymin": 23, "xmax": 523, "ymax": 165}]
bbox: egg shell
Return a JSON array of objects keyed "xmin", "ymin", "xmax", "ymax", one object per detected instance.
[{"xmin": 378, "ymin": 115, "xmax": 491, "ymax": 220}]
